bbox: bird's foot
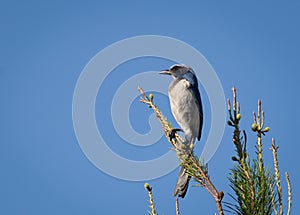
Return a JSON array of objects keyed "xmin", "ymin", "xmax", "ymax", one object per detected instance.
[{"xmin": 169, "ymin": 128, "xmax": 183, "ymax": 141}]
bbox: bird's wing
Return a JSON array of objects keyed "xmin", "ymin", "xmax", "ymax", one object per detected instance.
[
  {"xmin": 184, "ymin": 73, "xmax": 203, "ymax": 141},
  {"xmin": 191, "ymin": 85, "xmax": 203, "ymax": 141}
]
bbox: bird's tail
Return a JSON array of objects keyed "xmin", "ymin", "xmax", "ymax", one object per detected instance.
[{"xmin": 173, "ymin": 166, "xmax": 191, "ymax": 198}]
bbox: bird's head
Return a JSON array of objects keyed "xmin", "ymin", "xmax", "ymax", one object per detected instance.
[{"xmin": 159, "ymin": 64, "xmax": 195, "ymax": 79}]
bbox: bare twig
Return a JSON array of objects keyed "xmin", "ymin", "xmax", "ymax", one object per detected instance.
[
  {"xmin": 271, "ymin": 138, "xmax": 283, "ymax": 215},
  {"xmin": 286, "ymin": 172, "xmax": 292, "ymax": 215},
  {"xmin": 144, "ymin": 183, "xmax": 157, "ymax": 215},
  {"xmin": 270, "ymin": 182, "xmax": 279, "ymax": 215},
  {"xmin": 256, "ymin": 100, "xmax": 265, "ymax": 173},
  {"xmin": 175, "ymin": 198, "xmax": 180, "ymax": 215}
]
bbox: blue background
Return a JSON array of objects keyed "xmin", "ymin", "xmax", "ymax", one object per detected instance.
[{"xmin": 1, "ymin": 1, "xmax": 299, "ymax": 214}]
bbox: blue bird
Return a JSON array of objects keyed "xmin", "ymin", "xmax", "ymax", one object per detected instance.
[{"xmin": 160, "ymin": 64, "xmax": 203, "ymax": 198}]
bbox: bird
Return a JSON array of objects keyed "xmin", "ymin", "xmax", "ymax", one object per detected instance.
[{"xmin": 160, "ymin": 64, "xmax": 203, "ymax": 198}]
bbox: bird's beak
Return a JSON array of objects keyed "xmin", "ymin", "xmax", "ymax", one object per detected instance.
[{"xmin": 159, "ymin": 70, "xmax": 171, "ymax": 75}]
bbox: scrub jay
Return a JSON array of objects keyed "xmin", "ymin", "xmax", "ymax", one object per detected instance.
[{"xmin": 160, "ymin": 64, "xmax": 203, "ymax": 198}]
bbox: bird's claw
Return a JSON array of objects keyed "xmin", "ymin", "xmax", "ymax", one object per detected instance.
[{"xmin": 168, "ymin": 128, "xmax": 183, "ymax": 141}]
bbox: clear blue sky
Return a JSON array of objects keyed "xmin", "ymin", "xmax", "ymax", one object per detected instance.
[{"xmin": 1, "ymin": 1, "xmax": 299, "ymax": 214}]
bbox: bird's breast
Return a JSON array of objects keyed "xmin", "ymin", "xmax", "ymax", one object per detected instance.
[{"xmin": 169, "ymin": 79, "xmax": 200, "ymax": 140}]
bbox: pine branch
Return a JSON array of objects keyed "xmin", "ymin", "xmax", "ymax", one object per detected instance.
[
  {"xmin": 227, "ymin": 88, "xmax": 256, "ymax": 213},
  {"xmin": 138, "ymin": 86, "xmax": 224, "ymax": 215},
  {"xmin": 226, "ymin": 87, "xmax": 293, "ymax": 215},
  {"xmin": 227, "ymin": 87, "xmax": 274, "ymax": 215}
]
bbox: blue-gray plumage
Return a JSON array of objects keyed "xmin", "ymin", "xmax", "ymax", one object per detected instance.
[{"xmin": 160, "ymin": 64, "xmax": 203, "ymax": 198}]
